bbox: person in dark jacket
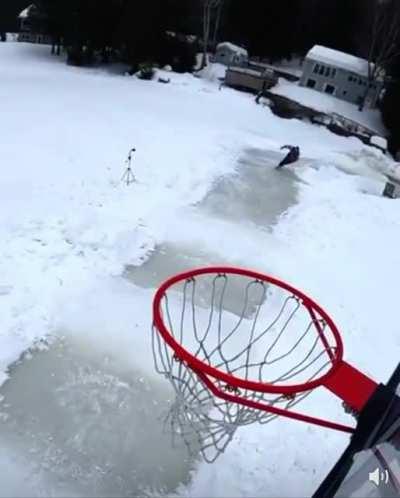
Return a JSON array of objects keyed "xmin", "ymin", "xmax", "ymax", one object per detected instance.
[{"xmin": 276, "ymin": 145, "xmax": 300, "ymax": 169}]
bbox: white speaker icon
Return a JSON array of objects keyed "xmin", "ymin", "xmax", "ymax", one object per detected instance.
[{"xmin": 369, "ymin": 467, "xmax": 389, "ymax": 487}]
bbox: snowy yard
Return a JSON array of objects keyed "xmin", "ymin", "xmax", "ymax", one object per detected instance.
[{"xmin": 1, "ymin": 43, "xmax": 400, "ymax": 497}]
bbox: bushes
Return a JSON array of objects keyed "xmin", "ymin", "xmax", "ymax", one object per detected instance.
[
  {"xmin": 66, "ymin": 46, "xmax": 95, "ymax": 66},
  {"xmin": 158, "ymin": 34, "xmax": 197, "ymax": 73},
  {"xmin": 137, "ymin": 62, "xmax": 155, "ymax": 80},
  {"xmin": 134, "ymin": 35, "xmax": 197, "ymax": 79}
]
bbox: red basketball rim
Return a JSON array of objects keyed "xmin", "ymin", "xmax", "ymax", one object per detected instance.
[{"xmin": 152, "ymin": 266, "xmax": 344, "ymax": 395}]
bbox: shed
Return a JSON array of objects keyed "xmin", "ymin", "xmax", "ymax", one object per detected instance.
[{"xmin": 215, "ymin": 42, "xmax": 248, "ymax": 67}]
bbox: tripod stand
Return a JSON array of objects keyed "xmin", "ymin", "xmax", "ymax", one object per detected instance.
[{"xmin": 121, "ymin": 148, "xmax": 136, "ymax": 185}]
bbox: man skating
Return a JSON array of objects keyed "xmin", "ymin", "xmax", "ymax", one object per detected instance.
[{"xmin": 276, "ymin": 145, "xmax": 300, "ymax": 169}]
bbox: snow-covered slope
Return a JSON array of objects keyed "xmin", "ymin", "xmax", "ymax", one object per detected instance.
[{"xmin": 0, "ymin": 44, "xmax": 399, "ymax": 497}]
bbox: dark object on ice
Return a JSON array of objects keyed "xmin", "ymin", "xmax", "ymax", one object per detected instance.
[
  {"xmin": 276, "ymin": 145, "xmax": 300, "ymax": 169},
  {"xmin": 313, "ymin": 361, "xmax": 400, "ymax": 498},
  {"xmin": 158, "ymin": 77, "xmax": 170, "ymax": 84},
  {"xmin": 255, "ymin": 88, "xmax": 265, "ymax": 104}
]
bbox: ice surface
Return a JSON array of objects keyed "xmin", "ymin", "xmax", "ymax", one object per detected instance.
[
  {"xmin": 198, "ymin": 147, "xmax": 299, "ymax": 227},
  {"xmin": 125, "ymin": 146, "xmax": 299, "ymax": 318},
  {"xmin": 0, "ymin": 338, "xmax": 197, "ymax": 497}
]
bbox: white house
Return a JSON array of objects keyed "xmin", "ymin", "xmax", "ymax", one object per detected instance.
[
  {"xmin": 300, "ymin": 45, "xmax": 384, "ymax": 109},
  {"xmin": 215, "ymin": 42, "xmax": 248, "ymax": 67}
]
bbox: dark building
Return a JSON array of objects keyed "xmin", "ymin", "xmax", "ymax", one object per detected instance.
[{"xmin": 18, "ymin": 3, "xmax": 51, "ymax": 44}]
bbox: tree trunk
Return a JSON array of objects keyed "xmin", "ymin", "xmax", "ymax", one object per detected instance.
[
  {"xmin": 212, "ymin": 1, "xmax": 223, "ymax": 48},
  {"xmin": 359, "ymin": 63, "xmax": 375, "ymax": 111},
  {"xmin": 201, "ymin": 2, "xmax": 210, "ymax": 69}
]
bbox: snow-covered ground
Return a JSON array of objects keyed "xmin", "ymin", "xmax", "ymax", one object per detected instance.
[
  {"xmin": 1, "ymin": 43, "xmax": 400, "ymax": 497},
  {"xmin": 271, "ymin": 57, "xmax": 304, "ymax": 78},
  {"xmin": 271, "ymin": 79, "xmax": 386, "ymax": 136}
]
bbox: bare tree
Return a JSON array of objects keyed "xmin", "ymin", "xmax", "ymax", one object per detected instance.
[
  {"xmin": 211, "ymin": 0, "xmax": 224, "ymax": 48},
  {"xmin": 200, "ymin": 0, "xmax": 222, "ymax": 69},
  {"xmin": 360, "ymin": 0, "xmax": 400, "ymax": 110}
]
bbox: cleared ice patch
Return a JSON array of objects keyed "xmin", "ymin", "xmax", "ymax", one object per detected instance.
[
  {"xmin": 124, "ymin": 242, "xmax": 219, "ymax": 289},
  {"xmin": 197, "ymin": 148, "xmax": 299, "ymax": 228},
  {"xmin": 125, "ymin": 147, "xmax": 302, "ymax": 316},
  {"xmin": 0, "ymin": 337, "xmax": 198, "ymax": 497}
]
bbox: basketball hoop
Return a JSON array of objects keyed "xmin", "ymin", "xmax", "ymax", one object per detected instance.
[{"xmin": 152, "ymin": 267, "xmax": 378, "ymax": 462}]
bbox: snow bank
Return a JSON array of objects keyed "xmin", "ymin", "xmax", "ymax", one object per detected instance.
[
  {"xmin": 196, "ymin": 62, "xmax": 227, "ymax": 82},
  {"xmin": 272, "ymin": 56, "xmax": 303, "ymax": 77}
]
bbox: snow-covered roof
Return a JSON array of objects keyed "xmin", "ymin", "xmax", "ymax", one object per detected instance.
[
  {"xmin": 18, "ymin": 4, "xmax": 36, "ymax": 19},
  {"xmin": 306, "ymin": 45, "xmax": 370, "ymax": 77},
  {"xmin": 217, "ymin": 42, "xmax": 248, "ymax": 57}
]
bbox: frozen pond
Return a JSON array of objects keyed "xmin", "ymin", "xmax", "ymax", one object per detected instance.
[{"xmin": 0, "ymin": 338, "xmax": 196, "ymax": 497}]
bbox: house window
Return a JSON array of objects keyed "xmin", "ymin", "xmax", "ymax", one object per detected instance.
[
  {"xmin": 343, "ymin": 90, "xmax": 347, "ymax": 95},
  {"xmin": 307, "ymin": 78, "xmax": 316, "ymax": 88},
  {"xmin": 313, "ymin": 63, "xmax": 320, "ymax": 74},
  {"xmin": 325, "ymin": 67, "xmax": 331, "ymax": 77},
  {"xmin": 324, "ymin": 84, "xmax": 335, "ymax": 95},
  {"xmin": 318, "ymin": 65, "xmax": 325, "ymax": 75},
  {"xmin": 331, "ymin": 68, "xmax": 336, "ymax": 78}
]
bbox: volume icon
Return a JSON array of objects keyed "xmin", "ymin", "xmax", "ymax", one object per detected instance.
[{"xmin": 369, "ymin": 467, "xmax": 389, "ymax": 487}]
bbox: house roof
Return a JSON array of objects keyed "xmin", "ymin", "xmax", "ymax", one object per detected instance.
[
  {"xmin": 18, "ymin": 3, "xmax": 36, "ymax": 19},
  {"xmin": 306, "ymin": 45, "xmax": 370, "ymax": 77},
  {"xmin": 217, "ymin": 42, "xmax": 248, "ymax": 57}
]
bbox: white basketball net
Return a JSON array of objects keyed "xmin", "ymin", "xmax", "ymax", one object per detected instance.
[{"xmin": 152, "ymin": 272, "xmax": 337, "ymax": 462}]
